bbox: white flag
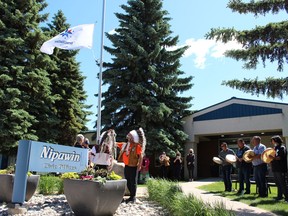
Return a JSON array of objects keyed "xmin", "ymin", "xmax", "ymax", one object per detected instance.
[{"xmin": 40, "ymin": 24, "xmax": 95, "ymax": 55}]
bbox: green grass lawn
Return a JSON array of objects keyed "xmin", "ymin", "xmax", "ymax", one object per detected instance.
[{"xmin": 198, "ymin": 181, "xmax": 288, "ymax": 216}]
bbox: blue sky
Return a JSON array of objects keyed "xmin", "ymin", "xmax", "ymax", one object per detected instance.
[{"xmin": 44, "ymin": 0, "xmax": 287, "ymax": 130}]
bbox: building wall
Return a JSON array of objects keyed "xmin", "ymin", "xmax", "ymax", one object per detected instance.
[{"xmin": 183, "ymin": 98, "xmax": 288, "ymax": 179}]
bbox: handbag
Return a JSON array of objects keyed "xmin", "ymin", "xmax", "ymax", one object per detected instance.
[{"xmin": 92, "ymin": 152, "xmax": 113, "ymax": 166}]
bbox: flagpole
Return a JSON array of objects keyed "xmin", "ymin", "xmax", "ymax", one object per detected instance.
[{"xmin": 96, "ymin": 0, "xmax": 106, "ymax": 144}]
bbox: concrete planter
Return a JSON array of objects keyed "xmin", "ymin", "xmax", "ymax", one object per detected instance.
[
  {"xmin": 64, "ymin": 178, "xmax": 127, "ymax": 216},
  {"xmin": 0, "ymin": 174, "xmax": 40, "ymax": 203}
]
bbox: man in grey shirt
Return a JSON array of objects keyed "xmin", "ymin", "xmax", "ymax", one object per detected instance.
[{"xmin": 219, "ymin": 142, "xmax": 235, "ymax": 192}]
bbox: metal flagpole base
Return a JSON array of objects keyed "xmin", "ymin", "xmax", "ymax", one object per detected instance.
[{"xmin": 7, "ymin": 203, "xmax": 28, "ymax": 215}]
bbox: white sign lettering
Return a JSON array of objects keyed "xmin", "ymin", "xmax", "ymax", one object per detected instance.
[{"xmin": 40, "ymin": 146, "xmax": 80, "ymax": 162}]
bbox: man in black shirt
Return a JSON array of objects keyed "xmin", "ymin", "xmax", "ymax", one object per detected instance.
[
  {"xmin": 236, "ymin": 138, "xmax": 252, "ymax": 195},
  {"xmin": 219, "ymin": 142, "xmax": 235, "ymax": 192},
  {"xmin": 270, "ymin": 135, "xmax": 288, "ymax": 202}
]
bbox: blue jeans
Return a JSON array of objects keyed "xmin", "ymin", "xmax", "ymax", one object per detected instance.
[
  {"xmin": 254, "ymin": 163, "xmax": 267, "ymax": 197},
  {"xmin": 222, "ymin": 165, "xmax": 232, "ymax": 191},
  {"xmin": 238, "ymin": 166, "xmax": 251, "ymax": 192}
]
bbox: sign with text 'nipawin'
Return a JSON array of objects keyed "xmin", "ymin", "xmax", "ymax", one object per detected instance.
[
  {"xmin": 29, "ymin": 141, "xmax": 88, "ymax": 173},
  {"xmin": 12, "ymin": 140, "xmax": 88, "ymax": 204}
]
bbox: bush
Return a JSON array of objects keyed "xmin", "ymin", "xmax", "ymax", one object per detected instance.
[
  {"xmin": 60, "ymin": 172, "xmax": 79, "ymax": 179},
  {"xmin": 38, "ymin": 175, "xmax": 63, "ymax": 195},
  {"xmin": 147, "ymin": 179, "xmax": 235, "ymax": 216}
]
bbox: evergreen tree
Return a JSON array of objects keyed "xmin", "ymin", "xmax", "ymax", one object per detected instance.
[
  {"xmin": 206, "ymin": 0, "xmax": 288, "ymax": 99},
  {"xmin": 42, "ymin": 10, "xmax": 92, "ymax": 146},
  {"xmin": 101, "ymin": 0, "xmax": 193, "ymax": 155},
  {"xmin": 0, "ymin": 0, "xmax": 56, "ymax": 153}
]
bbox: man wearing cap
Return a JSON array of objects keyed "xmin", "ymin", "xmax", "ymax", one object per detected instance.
[
  {"xmin": 236, "ymin": 138, "xmax": 252, "ymax": 195},
  {"xmin": 219, "ymin": 142, "xmax": 235, "ymax": 192},
  {"xmin": 117, "ymin": 128, "xmax": 146, "ymax": 203},
  {"xmin": 250, "ymin": 136, "xmax": 267, "ymax": 197}
]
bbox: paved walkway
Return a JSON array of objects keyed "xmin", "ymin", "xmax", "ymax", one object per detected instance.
[{"xmin": 137, "ymin": 178, "xmax": 277, "ymax": 216}]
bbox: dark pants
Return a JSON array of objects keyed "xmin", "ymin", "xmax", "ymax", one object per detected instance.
[
  {"xmin": 238, "ymin": 166, "xmax": 251, "ymax": 193},
  {"xmin": 222, "ymin": 165, "xmax": 232, "ymax": 191},
  {"xmin": 174, "ymin": 165, "xmax": 181, "ymax": 181},
  {"xmin": 273, "ymin": 172, "xmax": 288, "ymax": 200},
  {"xmin": 124, "ymin": 166, "xmax": 138, "ymax": 198},
  {"xmin": 254, "ymin": 163, "xmax": 267, "ymax": 197},
  {"xmin": 187, "ymin": 165, "xmax": 194, "ymax": 180},
  {"xmin": 160, "ymin": 165, "xmax": 168, "ymax": 178}
]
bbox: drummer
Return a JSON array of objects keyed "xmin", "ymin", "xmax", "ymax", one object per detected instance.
[
  {"xmin": 249, "ymin": 136, "xmax": 268, "ymax": 197},
  {"xmin": 219, "ymin": 142, "xmax": 235, "ymax": 192},
  {"xmin": 236, "ymin": 138, "xmax": 252, "ymax": 195},
  {"xmin": 269, "ymin": 135, "xmax": 288, "ymax": 202}
]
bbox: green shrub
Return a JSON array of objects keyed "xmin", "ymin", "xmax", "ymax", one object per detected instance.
[
  {"xmin": 56, "ymin": 179, "xmax": 64, "ymax": 194},
  {"xmin": 147, "ymin": 179, "xmax": 235, "ymax": 216},
  {"xmin": 0, "ymin": 169, "xmax": 7, "ymax": 174},
  {"xmin": 107, "ymin": 171, "xmax": 122, "ymax": 180},
  {"xmin": 60, "ymin": 172, "xmax": 79, "ymax": 179},
  {"xmin": 38, "ymin": 175, "xmax": 62, "ymax": 195}
]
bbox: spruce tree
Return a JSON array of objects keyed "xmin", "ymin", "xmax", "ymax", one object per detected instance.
[
  {"xmin": 101, "ymin": 0, "xmax": 193, "ymax": 155},
  {"xmin": 42, "ymin": 10, "xmax": 92, "ymax": 146},
  {"xmin": 206, "ymin": 0, "xmax": 288, "ymax": 99},
  {"xmin": 0, "ymin": 0, "xmax": 55, "ymax": 153}
]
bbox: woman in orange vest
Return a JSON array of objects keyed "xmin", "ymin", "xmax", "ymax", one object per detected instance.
[{"xmin": 117, "ymin": 128, "xmax": 146, "ymax": 203}]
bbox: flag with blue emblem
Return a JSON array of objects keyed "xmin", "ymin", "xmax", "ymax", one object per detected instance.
[{"xmin": 40, "ymin": 24, "xmax": 95, "ymax": 55}]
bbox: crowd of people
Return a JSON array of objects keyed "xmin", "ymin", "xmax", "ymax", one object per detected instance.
[
  {"xmin": 219, "ymin": 135, "xmax": 288, "ymax": 202},
  {"xmin": 73, "ymin": 128, "xmax": 145, "ymax": 204},
  {"xmin": 73, "ymin": 130, "xmax": 287, "ymax": 204},
  {"xmin": 72, "ymin": 129, "xmax": 197, "ymax": 204},
  {"xmin": 158, "ymin": 149, "xmax": 195, "ymax": 181}
]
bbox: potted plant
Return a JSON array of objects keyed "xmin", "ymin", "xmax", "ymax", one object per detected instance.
[
  {"xmin": 0, "ymin": 166, "xmax": 40, "ymax": 203},
  {"xmin": 62, "ymin": 167, "xmax": 126, "ymax": 216}
]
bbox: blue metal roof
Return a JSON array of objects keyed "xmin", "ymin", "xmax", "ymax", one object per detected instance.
[{"xmin": 193, "ymin": 103, "xmax": 283, "ymax": 121}]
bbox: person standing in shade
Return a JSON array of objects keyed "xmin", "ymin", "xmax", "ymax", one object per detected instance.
[
  {"xmin": 219, "ymin": 142, "xmax": 235, "ymax": 192},
  {"xmin": 249, "ymin": 136, "xmax": 268, "ymax": 197},
  {"xmin": 173, "ymin": 152, "xmax": 182, "ymax": 181},
  {"xmin": 140, "ymin": 154, "xmax": 150, "ymax": 183},
  {"xmin": 117, "ymin": 128, "xmax": 146, "ymax": 203},
  {"xmin": 269, "ymin": 135, "xmax": 288, "ymax": 202},
  {"xmin": 159, "ymin": 152, "xmax": 170, "ymax": 178},
  {"xmin": 186, "ymin": 148, "xmax": 195, "ymax": 182},
  {"xmin": 236, "ymin": 138, "xmax": 252, "ymax": 195}
]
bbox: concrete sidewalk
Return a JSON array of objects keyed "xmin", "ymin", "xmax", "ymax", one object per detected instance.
[
  {"xmin": 137, "ymin": 178, "xmax": 277, "ymax": 216},
  {"xmin": 180, "ymin": 178, "xmax": 277, "ymax": 216}
]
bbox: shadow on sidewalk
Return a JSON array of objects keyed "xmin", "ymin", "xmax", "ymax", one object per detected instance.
[{"xmin": 233, "ymin": 208, "xmax": 276, "ymax": 216}]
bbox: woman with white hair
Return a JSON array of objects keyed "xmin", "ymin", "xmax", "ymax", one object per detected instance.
[{"xmin": 74, "ymin": 134, "xmax": 84, "ymax": 148}]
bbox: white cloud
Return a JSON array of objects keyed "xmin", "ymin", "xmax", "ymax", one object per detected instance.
[{"xmin": 172, "ymin": 38, "xmax": 243, "ymax": 69}]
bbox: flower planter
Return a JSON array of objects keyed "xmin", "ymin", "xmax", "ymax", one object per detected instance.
[
  {"xmin": 0, "ymin": 174, "xmax": 40, "ymax": 203},
  {"xmin": 64, "ymin": 178, "xmax": 127, "ymax": 216}
]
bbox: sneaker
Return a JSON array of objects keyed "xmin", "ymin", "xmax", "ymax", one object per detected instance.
[
  {"xmin": 274, "ymin": 197, "xmax": 283, "ymax": 201},
  {"xmin": 244, "ymin": 191, "xmax": 250, "ymax": 194},
  {"xmin": 237, "ymin": 190, "xmax": 244, "ymax": 195}
]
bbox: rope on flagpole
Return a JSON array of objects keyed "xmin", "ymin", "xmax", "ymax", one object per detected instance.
[{"xmin": 96, "ymin": 0, "xmax": 106, "ymax": 144}]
